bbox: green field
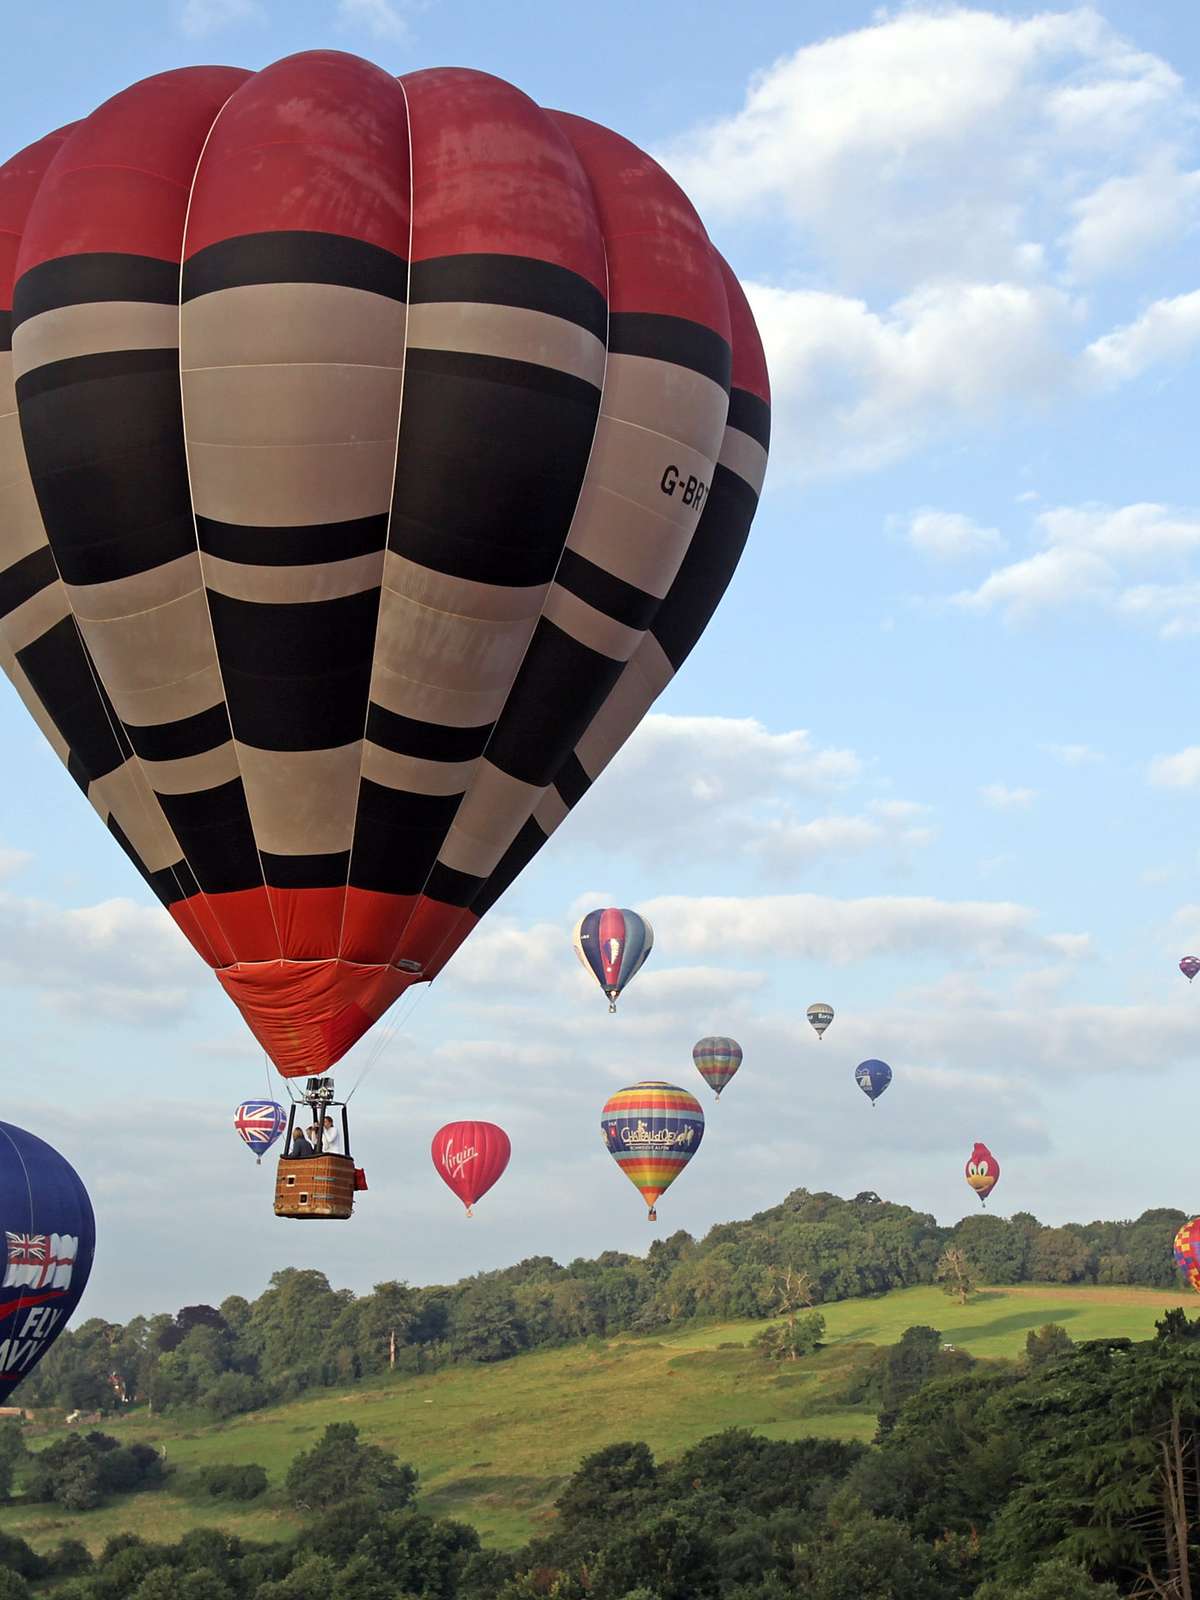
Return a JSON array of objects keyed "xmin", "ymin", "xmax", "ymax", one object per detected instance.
[{"xmin": 1, "ymin": 1281, "xmax": 1188, "ymax": 1555}]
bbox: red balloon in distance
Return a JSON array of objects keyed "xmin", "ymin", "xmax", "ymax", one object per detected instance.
[{"xmin": 431, "ymin": 1121, "xmax": 511, "ymax": 1216}]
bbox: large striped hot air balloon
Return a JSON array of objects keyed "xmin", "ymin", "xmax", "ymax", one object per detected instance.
[
  {"xmin": 574, "ymin": 908, "xmax": 653, "ymax": 1012},
  {"xmin": 600, "ymin": 1081, "xmax": 704, "ymax": 1221},
  {"xmin": 1, "ymin": 1123, "xmax": 95, "ymax": 1395},
  {"xmin": 0, "ymin": 54, "xmax": 770, "ymax": 1082},
  {"xmin": 692, "ymin": 1036, "xmax": 742, "ymax": 1099}
]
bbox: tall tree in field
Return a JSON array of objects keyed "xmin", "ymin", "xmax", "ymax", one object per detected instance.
[{"xmin": 936, "ymin": 1247, "xmax": 975, "ymax": 1306}]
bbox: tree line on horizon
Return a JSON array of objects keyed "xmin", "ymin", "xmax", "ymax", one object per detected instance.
[{"xmin": 17, "ymin": 1187, "xmax": 1189, "ymax": 1420}]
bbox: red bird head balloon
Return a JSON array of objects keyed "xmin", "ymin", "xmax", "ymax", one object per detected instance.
[
  {"xmin": 0, "ymin": 53, "xmax": 770, "ymax": 1084},
  {"xmin": 965, "ymin": 1143, "xmax": 1000, "ymax": 1205},
  {"xmin": 431, "ymin": 1121, "xmax": 510, "ymax": 1217}
]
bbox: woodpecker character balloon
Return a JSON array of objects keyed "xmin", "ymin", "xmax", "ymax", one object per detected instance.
[{"xmin": 965, "ymin": 1143, "xmax": 1000, "ymax": 1205}]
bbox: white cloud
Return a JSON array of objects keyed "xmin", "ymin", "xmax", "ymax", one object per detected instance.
[
  {"xmin": 337, "ymin": 0, "xmax": 413, "ymax": 39},
  {"xmin": 654, "ymin": 10, "xmax": 1200, "ymax": 476},
  {"xmin": 950, "ymin": 502, "xmax": 1200, "ymax": 630},
  {"xmin": 1044, "ymin": 743, "xmax": 1102, "ymax": 765},
  {"xmin": 1085, "ymin": 289, "xmax": 1200, "ymax": 385},
  {"xmin": 660, "ymin": 6, "xmax": 1182, "ymax": 288},
  {"xmin": 1064, "ymin": 158, "xmax": 1200, "ymax": 278},
  {"xmin": 641, "ymin": 891, "xmax": 1084, "ymax": 966},
  {"xmin": 980, "ymin": 784, "xmax": 1036, "ymax": 810},
  {"xmin": 0, "ymin": 892, "xmax": 198, "ymax": 1023},
  {"xmin": 179, "ymin": 0, "xmax": 264, "ymax": 36},
  {"xmin": 560, "ymin": 714, "xmax": 930, "ymax": 876},
  {"xmin": 955, "ymin": 544, "xmax": 1113, "ymax": 619},
  {"xmin": 1149, "ymin": 747, "xmax": 1200, "ymax": 789},
  {"xmin": 749, "ymin": 278, "xmax": 1079, "ymax": 477},
  {"xmin": 905, "ymin": 509, "xmax": 1005, "ymax": 561},
  {"xmin": 0, "ymin": 848, "xmax": 30, "ymax": 881}
]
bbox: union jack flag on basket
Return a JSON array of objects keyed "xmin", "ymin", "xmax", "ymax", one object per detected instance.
[
  {"xmin": 3, "ymin": 1232, "xmax": 77, "ymax": 1293},
  {"xmin": 234, "ymin": 1101, "xmax": 287, "ymax": 1163}
]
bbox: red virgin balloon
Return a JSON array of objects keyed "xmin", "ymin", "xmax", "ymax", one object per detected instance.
[{"xmin": 431, "ymin": 1121, "xmax": 511, "ymax": 1216}]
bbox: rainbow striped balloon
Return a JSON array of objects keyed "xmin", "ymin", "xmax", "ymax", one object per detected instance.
[
  {"xmin": 600, "ymin": 1081, "xmax": 704, "ymax": 1221},
  {"xmin": 1174, "ymin": 1218, "xmax": 1200, "ymax": 1294},
  {"xmin": 692, "ymin": 1036, "xmax": 743, "ymax": 1100}
]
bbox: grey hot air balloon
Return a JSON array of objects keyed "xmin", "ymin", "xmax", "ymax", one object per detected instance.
[{"xmin": 806, "ymin": 1003, "xmax": 834, "ymax": 1040}]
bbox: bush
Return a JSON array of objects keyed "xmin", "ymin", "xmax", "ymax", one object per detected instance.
[
  {"xmin": 198, "ymin": 1463, "xmax": 268, "ymax": 1501},
  {"xmin": 45, "ymin": 1539, "xmax": 92, "ymax": 1577},
  {"xmin": 750, "ymin": 1311, "xmax": 825, "ymax": 1361},
  {"xmin": 284, "ymin": 1423, "xmax": 415, "ymax": 1513},
  {"xmin": 0, "ymin": 1532, "xmax": 42, "ymax": 1580},
  {"xmin": 201, "ymin": 1373, "xmax": 262, "ymax": 1419},
  {"xmin": 23, "ymin": 1433, "xmax": 163, "ymax": 1509}
]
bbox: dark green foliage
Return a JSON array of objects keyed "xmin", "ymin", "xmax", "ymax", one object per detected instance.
[
  {"xmin": 0, "ymin": 1422, "xmax": 25, "ymax": 1502},
  {"xmin": 199, "ymin": 1372, "xmax": 262, "ymax": 1419},
  {"xmin": 197, "ymin": 1462, "xmax": 268, "ymax": 1500},
  {"xmin": 20, "ymin": 1340, "xmax": 1200, "ymax": 1600},
  {"xmin": 1156, "ymin": 1305, "xmax": 1200, "ymax": 1342},
  {"xmin": 1023, "ymin": 1322, "xmax": 1074, "ymax": 1368},
  {"xmin": 975, "ymin": 1560, "xmax": 1120, "ymax": 1599},
  {"xmin": 284, "ymin": 1421, "xmax": 416, "ymax": 1512},
  {"xmin": 22, "ymin": 1431, "xmax": 163, "ymax": 1510},
  {"xmin": 0, "ymin": 1531, "xmax": 42, "ymax": 1580},
  {"xmin": 46, "ymin": 1538, "xmax": 93, "ymax": 1576}
]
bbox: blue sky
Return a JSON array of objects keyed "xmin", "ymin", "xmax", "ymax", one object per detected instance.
[{"xmin": 5, "ymin": 0, "xmax": 1200, "ymax": 1320}]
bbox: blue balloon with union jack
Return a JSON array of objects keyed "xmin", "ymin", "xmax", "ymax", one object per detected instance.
[
  {"xmin": 234, "ymin": 1101, "xmax": 288, "ymax": 1163},
  {"xmin": 1, "ymin": 1122, "xmax": 95, "ymax": 1397}
]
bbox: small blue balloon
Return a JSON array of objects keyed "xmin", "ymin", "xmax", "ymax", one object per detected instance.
[
  {"xmin": 855, "ymin": 1059, "xmax": 893, "ymax": 1105},
  {"xmin": 0, "ymin": 1122, "xmax": 95, "ymax": 1397}
]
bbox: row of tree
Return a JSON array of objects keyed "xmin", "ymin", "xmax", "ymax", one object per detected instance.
[
  {"xmin": 17, "ymin": 1188, "xmax": 1190, "ymax": 1419},
  {"xmin": 7, "ymin": 1313, "xmax": 1200, "ymax": 1596}
]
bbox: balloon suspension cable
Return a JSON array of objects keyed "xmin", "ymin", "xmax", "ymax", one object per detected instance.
[
  {"xmin": 465, "ymin": 1204, "xmax": 473, "ymax": 1219},
  {"xmin": 343, "ymin": 977, "xmax": 435, "ymax": 1103},
  {"xmin": 609, "ymin": 999, "xmax": 617, "ymax": 1014},
  {"xmin": 648, "ymin": 1206, "xmax": 657, "ymax": 1223}
]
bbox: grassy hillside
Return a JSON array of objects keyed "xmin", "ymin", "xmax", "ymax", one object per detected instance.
[{"xmin": 0, "ymin": 1281, "xmax": 1187, "ymax": 1555}]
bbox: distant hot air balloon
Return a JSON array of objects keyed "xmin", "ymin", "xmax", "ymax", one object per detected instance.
[
  {"xmin": 965, "ymin": 1142, "xmax": 1000, "ymax": 1205},
  {"xmin": 855, "ymin": 1059, "xmax": 892, "ymax": 1105},
  {"xmin": 574, "ymin": 909, "xmax": 653, "ymax": 1011},
  {"xmin": 1173, "ymin": 1218, "xmax": 1200, "ymax": 1293},
  {"xmin": 1, "ymin": 1123, "xmax": 95, "ymax": 1396},
  {"xmin": 0, "ymin": 56, "xmax": 770, "ymax": 1086},
  {"xmin": 1181, "ymin": 958, "xmax": 1200, "ymax": 984},
  {"xmin": 806, "ymin": 1003, "xmax": 834, "ymax": 1040},
  {"xmin": 432, "ymin": 1121, "xmax": 511, "ymax": 1217},
  {"xmin": 234, "ymin": 1101, "xmax": 287, "ymax": 1164},
  {"xmin": 692, "ymin": 1036, "xmax": 742, "ymax": 1100},
  {"xmin": 600, "ymin": 1082, "xmax": 703, "ymax": 1221}
]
